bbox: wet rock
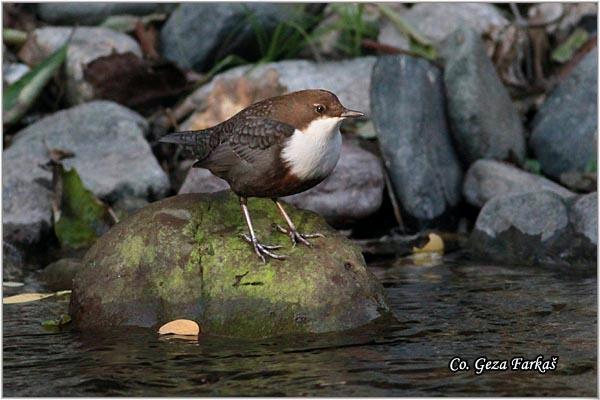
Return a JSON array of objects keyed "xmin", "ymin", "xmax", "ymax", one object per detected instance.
[
  {"xmin": 530, "ymin": 49, "xmax": 598, "ymax": 179},
  {"xmin": 559, "ymin": 171, "xmax": 597, "ymax": 193},
  {"xmin": 379, "ymin": 3, "xmax": 508, "ymax": 51},
  {"xmin": 37, "ymin": 3, "xmax": 173, "ymax": 25},
  {"xmin": 283, "ymin": 140, "xmax": 384, "ymax": 226},
  {"xmin": 42, "ymin": 258, "xmax": 82, "ymax": 291},
  {"xmin": 160, "ymin": 3, "xmax": 303, "ymax": 71},
  {"xmin": 370, "ymin": 55, "xmax": 462, "ymax": 222},
  {"xmin": 464, "ymin": 159, "xmax": 575, "ymax": 208},
  {"xmin": 19, "ymin": 27, "xmax": 142, "ymax": 104},
  {"xmin": 181, "ymin": 57, "xmax": 375, "ymax": 125},
  {"xmin": 69, "ymin": 191, "xmax": 390, "ymax": 338},
  {"xmin": 471, "ymin": 191, "xmax": 595, "ymax": 268},
  {"xmin": 569, "ymin": 192, "xmax": 597, "ymax": 246},
  {"xmin": 441, "ymin": 27, "xmax": 526, "ymax": 165},
  {"xmin": 3, "ymin": 101, "xmax": 169, "ymax": 245},
  {"xmin": 3, "ymin": 242, "xmax": 24, "ymax": 282},
  {"xmin": 178, "ymin": 140, "xmax": 384, "ymax": 226}
]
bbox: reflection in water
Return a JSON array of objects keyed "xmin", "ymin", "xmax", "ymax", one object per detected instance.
[{"xmin": 3, "ymin": 256, "xmax": 597, "ymax": 396}]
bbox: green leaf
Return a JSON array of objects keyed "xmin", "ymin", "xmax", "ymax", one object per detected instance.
[
  {"xmin": 3, "ymin": 42, "xmax": 67, "ymax": 125},
  {"xmin": 552, "ymin": 28, "xmax": 589, "ymax": 64},
  {"xmin": 585, "ymin": 158, "xmax": 597, "ymax": 173},
  {"xmin": 54, "ymin": 166, "xmax": 112, "ymax": 250},
  {"xmin": 524, "ymin": 158, "xmax": 542, "ymax": 175},
  {"xmin": 3, "ymin": 28, "xmax": 27, "ymax": 46}
]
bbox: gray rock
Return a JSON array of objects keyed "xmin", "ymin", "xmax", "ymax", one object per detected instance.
[
  {"xmin": 70, "ymin": 192, "xmax": 391, "ymax": 337},
  {"xmin": 530, "ymin": 49, "xmax": 598, "ymax": 179},
  {"xmin": 37, "ymin": 3, "xmax": 173, "ymax": 25},
  {"xmin": 179, "ymin": 168, "xmax": 230, "ymax": 195},
  {"xmin": 471, "ymin": 191, "xmax": 595, "ymax": 268},
  {"xmin": 370, "ymin": 55, "xmax": 463, "ymax": 221},
  {"xmin": 21, "ymin": 27, "xmax": 142, "ymax": 104},
  {"xmin": 570, "ymin": 192, "xmax": 597, "ymax": 246},
  {"xmin": 178, "ymin": 139, "xmax": 385, "ymax": 226},
  {"xmin": 464, "ymin": 159, "xmax": 576, "ymax": 208},
  {"xmin": 442, "ymin": 27, "xmax": 526, "ymax": 165},
  {"xmin": 160, "ymin": 3, "xmax": 302, "ymax": 71},
  {"xmin": 3, "ymin": 242, "xmax": 24, "ymax": 282},
  {"xmin": 3, "ymin": 101, "xmax": 169, "ymax": 245},
  {"xmin": 42, "ymin": 258, "xmax": 82, "ymax": 291},
  {"xmin": 283, "ymin": 140, "xmax": 385, "ymax": 226},
  {"xmin": 379, "ymin": 3, "xmax": 508, "ymax": 51},
  {"xmin": 3, "ymin": 63, "xmax": 29, "ymax": 85},
  {"xmin": 181, "ymin": 57, "xmax": 375, "ymax": 126}
]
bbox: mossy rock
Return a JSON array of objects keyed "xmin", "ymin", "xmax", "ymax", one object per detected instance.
[{"xmin": 69, "ymin": 191, "xmax": 390, "ymax": 338}]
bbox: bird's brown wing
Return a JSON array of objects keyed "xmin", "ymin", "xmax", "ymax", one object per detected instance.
[{"xmin": 225, "ymin": 116, "xmax": 296, "ymax": 164}]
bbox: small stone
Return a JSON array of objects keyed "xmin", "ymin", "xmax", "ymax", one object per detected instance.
[
  {"xmin": 3, "ymin": 242, "xmax": 24, "ymax": 282},
  {"xmin": 530, "ymin": 48, "xmax": 598, "ymax": 179},
  {"xmin": 37, "ymin": 3, "xmax": 174, "ymax": 25},
  {"xmin": 463, "ymin": 159, "xmax": 575, "ymax": 208},
  {"xmin": 3, "ymin": 101, "xmax": 169, "ymax": 245},
  {"xmin": 370, "ymin": 55, "xmax": 462, "ymax": 222},
  {"xmin": 19, "ymin": 27, "xmax": 142, "ymax": 104},
  {"xmin": 441, "ymin": 27, "xmax": 526, "ymax": 165},
  {"xmin": 3, "ymin": 63, "xmax": 30, "ymax": 85},
  {"xmin": 69, "ymin": 191, "xmax": 390, "ymax": 337},
  {"xmin": 42, "ymin": 258, "xmax": 82, "ymax": 291},
  {"xmin": 178, "ymin": 168, "xmax": 230, "ymax": 195}
]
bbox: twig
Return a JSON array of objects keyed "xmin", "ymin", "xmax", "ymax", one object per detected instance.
[
  {"xmin": 377, "ymin": 3, "xmax": 432, "ymax": 47},
  {"xmin": 382, "ymin": 167, "xmax": 405, "ymax": 232},
  {"xmin": 361, "ymin": 39, "xmax": 443, "ymax": 68}
]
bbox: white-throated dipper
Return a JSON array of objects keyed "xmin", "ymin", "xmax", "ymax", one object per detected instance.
[{"xmin": 160, "ymin": 89, "xmax": 364, "ymax": 262}]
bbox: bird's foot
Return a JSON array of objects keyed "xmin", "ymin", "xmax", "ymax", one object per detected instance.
[
  {"xmin": 276, "ymin": 225, "xmax": 324, "ymax": 247},
  {"xmin": 240, "ymin": 233, "xmax": 287, "ymax": 263}
]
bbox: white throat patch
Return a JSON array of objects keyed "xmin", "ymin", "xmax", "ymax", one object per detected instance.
[{"xmin": 281, "ymin": 117, "xmax": 343, "ymax": 180}]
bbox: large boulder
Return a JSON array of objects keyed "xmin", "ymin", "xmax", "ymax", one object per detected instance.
[
  {"xmin": 19, "ymin": 27, "xmax": 142, "ymax": 104},
  {"xmin": 69, "ymin": 191, "xmax": 390, "ymax": 338},
  {"xmin": 471, "ymin": 191, "xmax": 595, "ymax": 268},
  {"xmin": 370, "ymin": 55, "xmax": 462, "ymax": 222},
  {"xmin": 441, "ymin": 27, "xmax": 526, "ymax": 165},
  {"xmin": 464, "ymin": 159, "xmax": 575, "ymax": 208},
  {"xmin": 160, "ymin": 4, "xmax": 304, "ymax": 71},
  {"xmin": 178, "ymin": 139, "xmax": 385, "ymax": 226},
  {"xmin": 530, "ymin": 48, "xmax": 598, "ymax": 179},
  {"xmin": 3, "ymin": 101, "xmax": 169, "ymax": 245}
]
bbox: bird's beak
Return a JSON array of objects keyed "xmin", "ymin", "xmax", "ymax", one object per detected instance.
[{"xmin": 341, "ymin": 108, "xmax": 364, "ymax": 118}]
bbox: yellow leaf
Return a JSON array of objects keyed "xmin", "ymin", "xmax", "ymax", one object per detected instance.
[
  {"xmin": 412, "ymin": 233, "xmax": 444, "ymax": 254},
  {"xmin": 3, "ymin": 293, "xmax": 55, "ymax": 304},
  {"xmin": 3, "ymin": 290, "xmax": 71, "ymax": 304},
  {"xmin": 158, "ymin": 319, "xmax": 200, "ymax": 336}
]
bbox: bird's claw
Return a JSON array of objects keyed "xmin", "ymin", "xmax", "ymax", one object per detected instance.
[
  {"xmin": 276, "ymin": 225, "xmax": 324, "ymax": 247},
  {"xmin": 240, "ymin": 233, "xmax": 287, "ymax": 262}
]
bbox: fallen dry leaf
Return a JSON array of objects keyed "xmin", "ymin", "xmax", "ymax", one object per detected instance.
[
  {"xmin": 412, "ymin": 233, "xmax": 444, "ymax": 254},
  {"xmin": 158, "ymin": 319, "xmax": 200, "ymax": 336},
  {"xmin": 3, "ymin": 290, "xmax": 71, "ymax": 304}
]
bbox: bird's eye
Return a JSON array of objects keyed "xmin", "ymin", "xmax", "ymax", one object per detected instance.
[{"xmin": 315, "ymin": 104, "xmax": 325, "ymax": 114}]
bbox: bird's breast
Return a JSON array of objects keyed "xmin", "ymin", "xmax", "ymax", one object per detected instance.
[{"xmin": 280, "ymin": 118, "xmax": 343, "ymax": 181}]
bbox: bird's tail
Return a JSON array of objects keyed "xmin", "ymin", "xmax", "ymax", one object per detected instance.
[{"xmin": 159, "ymin": 130, "xmax": 216, "ymax": 161}]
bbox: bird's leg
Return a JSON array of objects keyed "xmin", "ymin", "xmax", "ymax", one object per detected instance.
[
  {"xmin": 273, "ymin": 199, "xmax": 324, "ymax": 247},
  {"xmin": 239, "ymin": 196, "xmax": 286, "ymax": 262}
]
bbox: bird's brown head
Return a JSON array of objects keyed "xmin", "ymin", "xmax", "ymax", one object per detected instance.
[{"xmin": 271, "ymin": 89, "xmax": 364, "ymax": 130}]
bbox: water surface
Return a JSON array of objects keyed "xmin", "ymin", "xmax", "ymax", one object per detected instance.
[{"xmin": 3, "ymin": 255, "xmax": 596, "ymax": 396}]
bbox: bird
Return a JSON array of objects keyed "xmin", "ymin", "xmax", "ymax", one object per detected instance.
[{"xmin": 160, "ymin": 89, "xmax": 364, "ymax": 262}]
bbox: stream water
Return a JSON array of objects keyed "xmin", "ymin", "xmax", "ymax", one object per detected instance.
[{"xmin": 3, "ymin": 255, "xmax": 597, "ymax": 396}]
